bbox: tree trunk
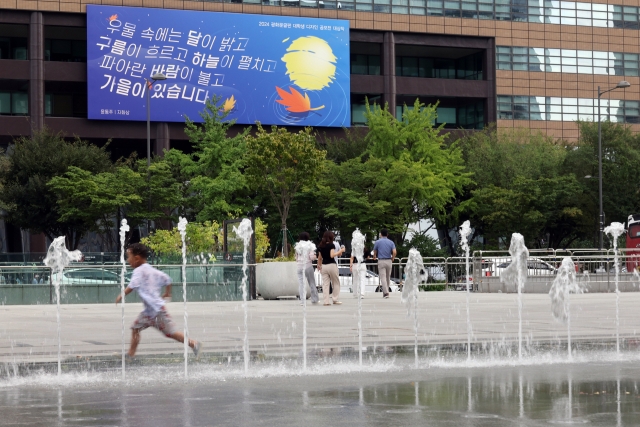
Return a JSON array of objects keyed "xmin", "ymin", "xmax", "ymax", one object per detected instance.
[{"xmin": 282, "ymin": 222, "xmax": 288, "ymax": 258}]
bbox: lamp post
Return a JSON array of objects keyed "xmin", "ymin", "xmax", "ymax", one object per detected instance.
[
  {"xmin": 144, "ymin": 73, "xmax": 167, "ymax": 235},
  {"xmin": 597, "ymin": 80, "xmax": 631, "ymax": 250}
]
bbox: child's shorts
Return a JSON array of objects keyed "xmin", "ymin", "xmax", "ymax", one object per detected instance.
[{"xmin": 131, "ymin": 306, "xmax": 177, "ymax": 337}]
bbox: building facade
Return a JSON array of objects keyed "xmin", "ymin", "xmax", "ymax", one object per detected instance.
[{"xmin": 0, "ymin": 0, "xmax": 638, "ymax": 252}]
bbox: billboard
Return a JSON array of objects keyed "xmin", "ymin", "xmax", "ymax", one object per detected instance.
[{"xmin": 86, "ymin": 5, "xmax": 350, "ymax": 127}]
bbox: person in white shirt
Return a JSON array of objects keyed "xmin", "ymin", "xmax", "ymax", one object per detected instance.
[
  {"xmin": 116, "ymin": 243, "xmax": 201, "ymax": 359},
  {"xmin": 294, "ymin": 232, "xmax": 319, "ymax": 305}
]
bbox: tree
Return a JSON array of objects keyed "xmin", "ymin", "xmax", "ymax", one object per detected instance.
[
  {"xmin": 141, "ymin": 221, "xmax": 223, "ymax": 260},
  {"xmin": 317, "ymin": 99, "xmax": 471, "ymax": 243},
  {"xmin": 164, "ymin": 98, "xmax": 251, "ymax": 222},
  {"xmin": 141, "ymin": 218, "xmax": 270, "ymax": 261},
  {"xmin": 245, "ymin": 125, "xmax": 326, "ymax": 256},
  {"xmin": 0, "ymin": 130, "xmax": 112, "ymax": 249},
  {"xmin": 456, "ymin": 126, "xmax": 585, "ymax": 249},
  {"xmin": 564, "ymin": 121, "xmax": 640, "ymax": 246},
  {"xmin": 48, "ymin": 166, "xmax": 142, "ymax": 251},
  {"xmin": 124, "ymin": 157, "xmax": 183, "ymax": 228}
]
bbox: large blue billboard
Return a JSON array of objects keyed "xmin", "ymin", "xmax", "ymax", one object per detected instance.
[{"xmin": 86, "ymin": 5, "xmax": 350, "ymax": 127}]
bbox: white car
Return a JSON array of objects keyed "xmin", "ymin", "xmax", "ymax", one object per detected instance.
[
  {"xmin": 314, "ymin": 266, "xmax": 399, "ymax": 294},
  {"xmin": 485, "ymin": 257, "xmax": 557, "ymax": 277},
  {"xmin": 51, "ymin": 268, "xmax": 125, "ymax": 285}
]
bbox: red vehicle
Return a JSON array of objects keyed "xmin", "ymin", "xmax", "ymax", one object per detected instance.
[{"xmin": 626, "ymin": 214, "xmax": 640, "ymax": 272}]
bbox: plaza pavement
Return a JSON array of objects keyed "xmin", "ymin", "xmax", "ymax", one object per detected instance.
[{"xmin": 1, "ymin": 291, "xmax": 639, "ymax": 363}]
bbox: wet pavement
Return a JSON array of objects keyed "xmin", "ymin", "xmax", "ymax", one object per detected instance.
[
  {"xmin": 2, "ymin": 358, "xmax": 640, "ymax": 426},
  {"xmin": 2, "ymin": 292, "xmax": 640, "ymax": 363}
]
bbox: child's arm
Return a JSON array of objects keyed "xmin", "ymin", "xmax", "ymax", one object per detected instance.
[
  {"xmin": 115, "ymin": 287, "xmax": 133, "ymax": 305},
  {"xmin": 162, "ymin": 284, "xmax": 172, "ymax": 299}
]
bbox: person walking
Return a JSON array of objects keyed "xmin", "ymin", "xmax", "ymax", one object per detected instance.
[
  {"xmin": 295, "ymin": 232, "xmax": 319, "ymax": 305},
  {"xmin": 373, "ymin": 229, "xmax": 396, "ymax": 299},
  {"xmin": 317, "ymin": 231, "xmax": 345, "ymax": 306},
  {"xmin": 115, "ymin": 243, "xmax": 201, "ymax": 359}
]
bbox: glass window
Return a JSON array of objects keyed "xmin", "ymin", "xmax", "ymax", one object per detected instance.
[
  {"xmin": 351, "ymin": 54, "xmax": 368, "ymax": 75},
  {"xmin": 436, "ymin": 107, "xmax": 456, "ymax": 124},
  {"xmin": 352, "ymin": 103, "xmax": 367, "ymax": 125},
  {"xmin": 0, "ymin": 92, "xmax": 9, "ymax": 114},
  {"xmin": 369, "ymin": 55, "xmax": 381, "ymax": 75},
  {"xmin": 12, "ymin": 92, "xmax": 28, "ymax": 115}
]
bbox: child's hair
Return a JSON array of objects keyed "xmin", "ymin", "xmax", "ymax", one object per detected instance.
[
  {"xmin": 128, "ymin": 243, "xmax": 149, "ymax": 259},
  {"xmin": 298, "ymin": 231, "xmax": 310, "ymax": 242}
]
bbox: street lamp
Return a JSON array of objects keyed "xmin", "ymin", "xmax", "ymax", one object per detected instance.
[
  {"xmin": 144, "ymin": 72, "xmax": 167, "ymax": 235},
  {"xmin": 597, "ymin": 80, "xmax": 631, "ymax": 250}
]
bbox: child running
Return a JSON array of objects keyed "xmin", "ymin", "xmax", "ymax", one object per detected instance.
[{"xmin": 115, "ymin": 243, "xmax": 201, "ymax": 358}]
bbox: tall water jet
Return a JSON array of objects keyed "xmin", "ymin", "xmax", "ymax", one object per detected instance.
[
  {"xmin": 294, "ymin": 238, "xmax": 316, "ymax": 371},
  {"xmin": 119, "ymin": 219, "xmax": 129, "ymax": 379},
  {"xmin": 402, "ymin": 247, "xmax": 424, "ymax": 368},
  {"xmin": 459, "ymin": 220, "xmax": 473, "ymax": 362},
  {"xmin": 351, "ymin": 229, "xmax": 366, "ymax": 367},
  {"xmin": 178, "ymin": 217, "xmax": 189, "ymax": 378},
  {"xmin": 43, "ymin": 236, "xmax": 82, "ymax": 376},
  {"xmin": 233, "ymin": 218, "xmax": 253, "ymax": 374},
  {"xmin": 605, "ymin": 221, "xmax": 625, "ymax": 355},
  {"xmin": 501, "ymin": 233, "xmax": 529, "ymax": 361},
  {"xmin": 549, "ymin": 257, "xmax": 582, "ymax": 360}
]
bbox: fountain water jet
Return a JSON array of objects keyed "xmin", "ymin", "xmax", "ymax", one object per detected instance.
[
  {"xmin": 119, "ymin": 219, "xmax": 129, "ymax": 379},
  {"xmin": 351, "ymin": 229, "xmax": 366, "ymax": 367},
  {"xmin": 549, "ymin": 257, "xmax": 582, "ymax": 361},
  {"xmin": 178, "ymin": 217, "xmax": 189, "ymax": 378},
  {"xmin": 459, "ymin": 220, "xmax": 472, "ymax": 362},
  {"xmin": 233, "ymin": 218, "xmax": 253, "ymax": 374},
  {"xmin": 500, "ymin": 233, "xmax": 529, "ymax": 361},
  {"xmin": 294, "ymin": 239, "xmax": 316, "ymax": 371},
  {"xmin": 605, "ymin": 221, "xmax": 625, "ymax": 355},
  {"xmin": 43, "ymin": 236, "xmax": 82, "ymax": 376},
  {"xmin": 402, "ymin": 247, "xmax": 424, "ymax": 368}
]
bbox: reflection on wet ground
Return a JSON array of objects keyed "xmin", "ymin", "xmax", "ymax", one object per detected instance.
[{"xmin": 2, "ymin": 358, "xmax": 640, "ymax": 426}]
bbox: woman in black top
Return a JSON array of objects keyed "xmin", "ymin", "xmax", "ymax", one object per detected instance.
[{"xmin": 317, "ymin": 231, "xmax": 345, "ymax": 305}]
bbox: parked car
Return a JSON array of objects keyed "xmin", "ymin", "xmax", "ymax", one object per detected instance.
[
  {"xmin": 314, "ymin": 267, "xmax": 399, "ymax": 294},
  {"xmin": 51, "ymin": 268, "xmax": 128, "ymax": 285},
  {"xmin": 484, "ymin": 257, "xmax": 557, "ymax": 277}
]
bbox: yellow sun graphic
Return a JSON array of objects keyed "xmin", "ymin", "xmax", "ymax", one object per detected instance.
[{"xmin": 281, "ymin": 36, "xmax": 337, "ymax": 91}]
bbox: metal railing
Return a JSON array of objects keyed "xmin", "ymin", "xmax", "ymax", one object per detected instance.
[{"xmin": 0, "ymin": 263, "xmax": 250, "ymax": 305}]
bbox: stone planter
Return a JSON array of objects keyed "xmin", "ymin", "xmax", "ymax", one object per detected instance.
[{"xmin": 256, "ymin": 261, "xmax": 311, "ymax": 300}]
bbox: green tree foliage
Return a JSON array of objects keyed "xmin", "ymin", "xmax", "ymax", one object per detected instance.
[
  {"xmin": 318, "ymin": 100, "xmax": 471, "ymax": 243},
  {"xmin": 124, "ymin": 158, "xmax": 183, "ymax": 227},
  {"xmin": 0, "ymin": 130, "xmax": 112, "ymax": 249},
  {"xmin": 404, "ymin": 231, "xmax": 447, "ymax": 258},
  {"xmin": 48, "ymin": 166, "xmax": 142, "ymax": 251},
  {"xmin": 141, "ymin": 218, "xmax": 270, "ymax": 261},
  {"xmin": 245, "ymin": 125, "xmax": 326, "ymax": 256},
  {"xmin": 47, "ymin": 158, "xmax": 182, "ymax": 250},
  {"xmin": 141, "ymin": 221, "xmax": 223, "ymax": 259},
  {"xmin": 565, "ymin": 121, "xmax": 640, "ymax": 242},
  {"xmin": 164, "ymin": 98, "xmax": 250, "ymax": 221},
  {"xmin": 457, "ymin": 126, "xmax": 584, "ymax": 249}
]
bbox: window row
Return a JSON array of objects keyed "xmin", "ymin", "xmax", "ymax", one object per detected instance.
[
  {"xmin": 396, "ymin": 52, "xmax": 483, "ymax": 80},
  {"xmin": 351, "ymin": 54, "xmax": 382, "ymax": 75},
  {"xmin": 497, "ymin": 46, "xmax": 639, "ymax": 76},
  {"xmin": 0, "ymin": 92, "xmax": 28, "ymax": 115},
  {"xmin": 498, "ymin": 95, "xmax": 640, "ymax": 123},
  {"xmin": 350, "ymin": 94, "xmax": 484, "ymax": 128},
  {"xmin": 255, "ymin": 0, "xmax": 640, "ymax": 27}
]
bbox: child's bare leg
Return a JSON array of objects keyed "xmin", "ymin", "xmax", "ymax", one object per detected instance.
[
  {"xmin": 170, "ymin": 331, "xmax": 196, "ymax": 348},
  {"xmin": 129, "ymin": 329, "xmax": 141, "ymax": 357}
]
